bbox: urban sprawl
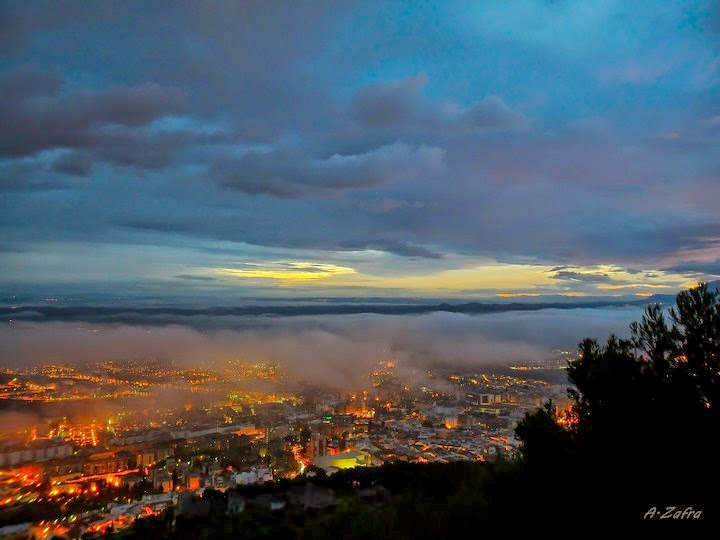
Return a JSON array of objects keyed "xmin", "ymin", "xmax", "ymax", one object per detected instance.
[{"xmin": 0, "ymin": 355, "xmax": 570, "ymax": 538}]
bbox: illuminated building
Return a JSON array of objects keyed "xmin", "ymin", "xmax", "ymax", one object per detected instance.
[
  {"xmin": 307, "ymin": 432, "xmax": 327, "ymax": 460},
  {"xmin": 232, "ymin": 466, "xmax": 272, "ymax": 486},
  {"xmin": 312, "ymin": 450, "xmax": 374, "ymax": 474},
  {"xmin": 186, "ymin": 471, "xmax": 202, "ymax": 491},
  {"xmin": 152, "ymin": 470, "xmax": 173, "ymax": 492},
  {"xmin": 83, "ymin": 451, "xmax": 133, "ymax": 475},
  {"xmin": 0, "ymin": 441, "xmax": 73, "ymax": 467}
]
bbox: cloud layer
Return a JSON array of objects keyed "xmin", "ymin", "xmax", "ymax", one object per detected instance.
[{"xmin": 0, "ymin": 307, "xmax": 646, "ymax": 388}]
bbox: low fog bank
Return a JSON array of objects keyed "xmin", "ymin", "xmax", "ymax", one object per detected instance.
[{"xmin": 0, "ymin": 307, "xmax": 645, "ymax": 387}]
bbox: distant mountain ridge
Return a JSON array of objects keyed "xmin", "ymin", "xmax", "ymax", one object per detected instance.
[
  {"xmin": 1, "ymin": 298, "xmax": 651, "ymax": 325},
  {"xmin": 4, "ymin": 281, "xmax": 716, "ymax": 325},
  {"xmin": 647, "ymin": 279, "xmax": 719, "ymax": 304}
]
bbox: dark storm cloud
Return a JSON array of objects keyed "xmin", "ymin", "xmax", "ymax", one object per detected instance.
[
  {"xmin": 662, "ymin": 259, "xmax": 720, "ymax": 276},
  {"xmin": 640, "ymin": 223, "xmax": 720, "ymax": 257},
  {"xmin": 351, "ymin": 75, "xmax": 429, "ymax": 128},
  {"xmin": 0, "ymin": 67, "xmax": 233, "ymax": 181},
  {"xmin": 86, "ymin": 127, "xmax": 219, "ymax": 170},
  {"xmin": 215, "ymin": 142, "xmax": 445, "ymax": 197},
  {"xmin": 550, "ymin": 271, "xmax": 613, "ymax": 283},
  {"xmin": 0, "ymin": 70, "xmax": 185, "ymax": 157},
  {"xmin": 460, "ymin": 96, "xmax": 528, "ymax": 130},
  {"xmin": 350, "ymin": 74, "xmax": 527, "ymax": 132},
  {"xmin": 50, "ymin": 151, "xmax": 93, "ymax": 176},
  {"xmin": 0, "ymin": 66, "xmax": 61, "ymax": 100},
  {"xmin": 118, "ymin": 205, "xmax": 445, "ymax": 261},
  {"xmin": 174, "ymin": 274, "xmax": 217, "ymax": 281},
  {"xmin": 0, "ymin": 159, "xmax": 54, "ymax": 192},
  {"xmin": 339, "ymin": 239, "xmax": 444, "ymax": 260}
]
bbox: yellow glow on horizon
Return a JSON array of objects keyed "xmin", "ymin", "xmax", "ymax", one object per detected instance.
[
  {"xmin": 218, "ymin": 262, "xmax": 356, "ymax": 282},
  {"xmin": 213, "ymin": 258, "xmax": 696, "ymax": 296},
  {"xmin": 360, "ymin": 264, "xmax": 557, "ymax": 291},
  {"xmin": 597, "ymin": 283, "xmax": 670, "ymax": 290}
]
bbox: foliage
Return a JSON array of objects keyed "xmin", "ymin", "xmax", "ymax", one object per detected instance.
[{"xmin": 514, "ymin": 282, "xmax": 720, "ymax": 519}]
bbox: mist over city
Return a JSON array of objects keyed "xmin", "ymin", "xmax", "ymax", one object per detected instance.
[{"xmin": 2, "ymin": 307, "xmax": 644, "ymax": 371}]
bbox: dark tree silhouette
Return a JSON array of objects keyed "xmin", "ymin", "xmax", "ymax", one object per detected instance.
[{"xmin": 514, "ymin": 282, "xmax": 720, "ymax": 520}]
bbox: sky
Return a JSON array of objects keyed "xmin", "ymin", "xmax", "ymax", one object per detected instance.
[{"xmin": 1, "ymin": 0, "xmax": 719, "ymax": 302}]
